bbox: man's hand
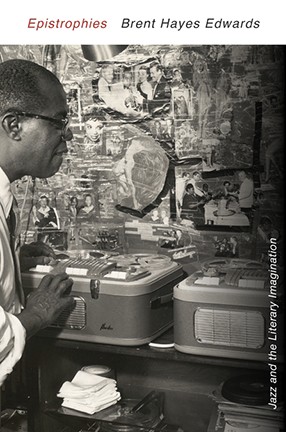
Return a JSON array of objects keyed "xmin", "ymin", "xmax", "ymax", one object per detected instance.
[
  {"xmin": 20, "ymin": 241, "xmax": 57, "ymax": 272},
  {"xmin": 17, "ymin": 272, "xmax": 74, "ymax": 338}
]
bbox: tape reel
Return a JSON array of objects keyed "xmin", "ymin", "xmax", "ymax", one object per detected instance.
[
  {"xmin": 138, "ymin": 254, "xmax": 171, "ymax": 270},
  {"xmin": 202, "ymin": 258, "xmax": 266, "ymax": 275},
  {"xmin": 110, "ymin": 254, "xmax": 172, "ymax": 270},
  {"xmin": 109, "ymin": 254, "xmax": 144, "ymax": 267}
]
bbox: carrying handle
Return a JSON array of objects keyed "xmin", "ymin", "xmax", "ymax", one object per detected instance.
[{"xmin": 150, "ymin": 293, "xmax": 173, "ymax": 309}]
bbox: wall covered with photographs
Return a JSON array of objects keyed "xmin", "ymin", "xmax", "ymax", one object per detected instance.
[{"xmin": 1, "ymin": 45, "xmax": 284, "ymax": 267}]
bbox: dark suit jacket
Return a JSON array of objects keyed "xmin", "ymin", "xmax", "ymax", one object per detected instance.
[{"xmin": 153, "ymin": 76, "xmax": 171, "ymax": 100}]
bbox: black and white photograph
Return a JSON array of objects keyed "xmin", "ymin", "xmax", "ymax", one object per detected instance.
[{"xmin": 0, "ymin": 15, "xmax": 284, "ymax": 432}]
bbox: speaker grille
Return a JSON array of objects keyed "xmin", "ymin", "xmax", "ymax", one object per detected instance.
[
  {"xmin": 50, "ymin": 296, "xmax": 86, "ymax": 330},
  {"xmin": 194, "ymin": 308, "xmax": 265, "ymax": 349}
]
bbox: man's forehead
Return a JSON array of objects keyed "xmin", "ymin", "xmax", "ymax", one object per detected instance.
[{"xmin": 86, "ymin": 119, "xmax": 102, "ymax": 126}]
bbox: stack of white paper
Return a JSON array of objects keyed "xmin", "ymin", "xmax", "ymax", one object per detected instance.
[{"xmin": 57, "ymin": 370, "xmax": 121, "ymax": 415}]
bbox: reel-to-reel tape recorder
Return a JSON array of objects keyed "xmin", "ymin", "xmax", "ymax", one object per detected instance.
[{"xmin": 22, "ymin": 253, "xmax": 184, "ymax": 346}]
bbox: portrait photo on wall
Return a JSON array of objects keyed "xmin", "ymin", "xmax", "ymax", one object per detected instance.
[
  {"xmin": 200, "ymin": 138, "xmax": 222, "ymax": 171},
  {"xmin": 81, "ymin": 111, "xmax": 106, "ymax": 156},
  {"xmin": 31, "ymin": 194, "xmax": 69, "ymax": 249},
  {"xmin": 95, "ymin": 63, "xmax": 147, "ymax": 119},
  {"xmin": 76, "ymin": 192, "xmax": 98, "ymax": 223},
  {"xmin": 143, "ymin": 60, "xmax": 172, "ymax": 116},
  {"xmin": 103, "ymin": 125, "xmax": 126, "ymax": 157},
  {"xmin": 142, "ymin": 117, "xmax": 176, "ymax": 160},
  {"xmin": 172, "ymin": 88, "xmax": 193, "ymax": 119},
  {"xmin": 85, "ymin": 160, "xmax": 123, "ymax": 222},
  {"xmin": 32, "ymin": 194, "xmax": 60, "ymax": 232},
  {"xmin": 63, "ymin": 80, "xmax": 82, "ymax": 120},
  {"xmin": 175, "ymin": 167, "xmax": 255, "ymax": 230},
  {"xmin": 150, "ymin": 117, "xmax": 175, "ymax": 142},
  {"xmin": 174, "ymin": 120, "xmax": 201, "ymax": 159},
  {"xmin": 59, "ymin": 187, "xmax": 100, "ymax": 226},
  {"xmin": 169, "ymin": 67, "xmax": 189, "ymax": 90},
  {"xmin": 91, "ymin": 67, "xmax": 101, "ymax": 103},
  {"xmin": 142, "ymin": 196, "xmax": 171, "ymax": 226}
]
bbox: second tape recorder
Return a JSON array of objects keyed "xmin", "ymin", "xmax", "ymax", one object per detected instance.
[{"xmin": 174, "ymin": 258, "xmax": 283, "ymax": 361}]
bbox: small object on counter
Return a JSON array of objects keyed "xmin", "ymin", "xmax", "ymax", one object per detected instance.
[
  {"xmin": 149, "ymin": 342, "xmax": 175, "ymax": 349},
  {"xmin": 57, "ymin": 370, "xmax": 121, "ymax": 415},
  {"xmin": 81, "ymin": 365, "xmax": 115, "ymax": 378}
]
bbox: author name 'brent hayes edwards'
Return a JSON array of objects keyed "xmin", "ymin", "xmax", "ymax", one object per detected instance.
[{"xmin": 121, "ymin": 18, "xmax": 261, "ymax": 29}]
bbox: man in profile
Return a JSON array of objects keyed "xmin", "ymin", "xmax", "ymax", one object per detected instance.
[
  {"xmin": 0, "ymin": 59, "xmax": 75, "ymax": 386},
  {"xmin": 181, "ymin": 183, "xmax": 205, "ymax": 227},
  {"xmin": 188, "ymin": 171, "xmax": 204, "ymax": 198},
  {"xmin": 237, "ymin": 170, "xmax": 254, "ymax": 214},
  {"xmin": 150, "ymin": 61, "xmax": 171, "ymax": 100}
]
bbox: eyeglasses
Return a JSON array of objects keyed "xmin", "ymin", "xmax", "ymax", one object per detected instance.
[{"xmin": 15, "ymin": 111, "xmax": 71, "ymax": 139}]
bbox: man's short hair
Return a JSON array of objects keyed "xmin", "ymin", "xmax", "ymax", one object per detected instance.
[
  {"xmin": 185, "ymin": 183, "xmax": 194, "ymax": 192},
  {"xmin": 82, "ymin": 105, "xmax": 107, "ymax": 123},
  {"xmin": 149, "ymin": 61, "xmax": 162, "ymax": 72},
  {"xmin": 100, "ymin": 64, "xmax": 113, "ymax": 73},
  {"xmin": 0, "ymin": 59, "xmax": 61, "ymax": 115},
  {"xmin": 82, "ymin": 112, "xmax": 106, "ymax": 124},
  {"xmin": 40, "ymin": 195, "xmax": 49, "ymax": 204},
  {"xmin": 238, "ymin": 170, "xmax": 246, "ymax": 176}
]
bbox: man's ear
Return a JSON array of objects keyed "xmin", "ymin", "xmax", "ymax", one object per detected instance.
[{"xmin": 1, "ymin": 113, "xmax": 22, "ymax": 141}]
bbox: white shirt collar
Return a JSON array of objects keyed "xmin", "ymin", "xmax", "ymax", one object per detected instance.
[
  {"xmin": 38, "ymin": 206, "xmax": 51, "ymax": 215},
  {"xmin": 0, "ymin": 166, "xmax": 13, "ymax": 218}
]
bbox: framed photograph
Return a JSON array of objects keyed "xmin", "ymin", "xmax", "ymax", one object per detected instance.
[{"xmin": 176, "ymin": 167, "xmax": 255, "ymax": 230}]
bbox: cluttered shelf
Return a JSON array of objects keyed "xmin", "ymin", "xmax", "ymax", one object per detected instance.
[
  {"xmin": 44, "ymin": 391, "xmax": 182, "ymax": 432},
  {"xmin": 26, "ymin": 328, "xmax": 275, "ymax": 432},
  {"xmin": 33, "ymin": 327, "xmax": 268, "ymax": 371}
]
